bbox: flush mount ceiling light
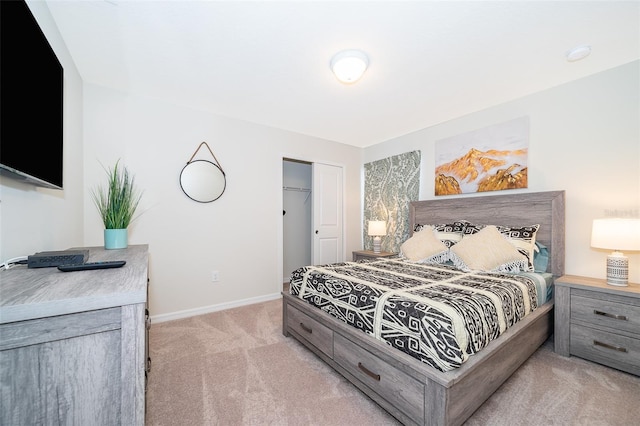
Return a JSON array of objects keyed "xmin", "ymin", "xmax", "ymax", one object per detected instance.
[
  {"xmin": 330, "ymin": 50, "xmax": 369, "ymax": 84},
  {"xmin": 566, "ymin": 45, "xmax": 591, "ymax": 62}
]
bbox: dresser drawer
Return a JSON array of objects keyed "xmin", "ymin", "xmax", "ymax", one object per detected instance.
[
  {"xmin": 287, "ymin": 304, "xmax": 334, "ymax": 358},
  {"xmin": 334, "ymin": 333, "xmax": 424, "ymax": 423},
  {"xmin": 571, "ymin": 293, "xmax": 640, "ymax": 336},
  {"xmin": 570, "ymin": 323, "xmax": 640, "ymax": 376}
]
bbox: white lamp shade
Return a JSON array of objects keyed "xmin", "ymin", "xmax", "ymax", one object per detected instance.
[
  {"xmin": 331, "ymin": 50, "xmax": 369, "ymax": 84},
  {"xmin": 368, "ymin": 220, "xmax": 387, "ymax": 236},
  {"xmin": 591, "ymin": 218, "xmax": 640, "ymax": 251}
]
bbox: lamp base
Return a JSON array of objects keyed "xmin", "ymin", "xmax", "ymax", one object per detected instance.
[
  {"xmin": 373, "ymin": 236, "xmax": 381, "ymax": 254},
  {"xmin": 606, "ymin": 251, "xmax": 628, "ymax": 287}
]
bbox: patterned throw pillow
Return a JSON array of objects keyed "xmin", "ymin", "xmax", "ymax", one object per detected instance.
[
  {"xmin": 449, "ymin": 225, "xmax": 529, "ymax": 272},
  {"xmin": 414, "ymin": 221, "xmax": 467, "ymax": 248},
  {"xmin": 497, "ymin": 224, "xmax": 540, "ymax": 271},
  {"xmin": 461, "ymin": 223, "xmax": 539, "ymax": 271},
  {"xmin": 401, "ymin": 226, "xmax": 449, "ymax": 263}
]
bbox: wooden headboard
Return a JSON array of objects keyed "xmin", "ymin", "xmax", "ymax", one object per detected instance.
[{"xmin": 409, "ymin": 190, "xmax": 565, "ymax": 277}]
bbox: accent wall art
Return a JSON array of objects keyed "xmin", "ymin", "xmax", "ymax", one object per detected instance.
[
  {"xmin": 434, "ymin": 116, "xmax": 529, "ymax": 196},
  {"xmin": 364, "ymin": 150, "xmax": 421, "ymax": 253}
]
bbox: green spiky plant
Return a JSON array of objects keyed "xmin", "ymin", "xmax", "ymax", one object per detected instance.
[{"xmin": 92, "ymin": 161, "xmax": 143, "ymax": 229}]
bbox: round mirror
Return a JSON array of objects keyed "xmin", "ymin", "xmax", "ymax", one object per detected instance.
[{"xmin": 180, "ymin": 160, "xmax": 226, "ymax": 203}]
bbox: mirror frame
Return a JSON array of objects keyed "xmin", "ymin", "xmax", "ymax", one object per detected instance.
[{"xmin": 179, "ymin": 159, "xmax": 227, "ymax": 203}]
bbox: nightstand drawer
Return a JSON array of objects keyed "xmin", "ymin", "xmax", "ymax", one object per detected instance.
[
  {"xmin": 570, "ymin": 323, "xmax": 640, "ymax": 375},
  {"xmin": 571, "ymin": 294, "xmax": 640, "ymax": 336},
  {"xmin": 352, "ymin": 250, "xmax": 395, "ymax": 262}
]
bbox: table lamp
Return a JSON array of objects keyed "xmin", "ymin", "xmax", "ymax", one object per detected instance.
[
  {"xmin": 591, "ymin": 218, "xmax": 640, "ymax": 286},
  {"xmin": 368, "ymin": 220, "xmax": 387, "ymax": 254}
]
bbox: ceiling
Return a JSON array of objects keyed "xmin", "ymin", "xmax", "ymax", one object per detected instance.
[{"xmin": 45, "ymin": 0, "xmax": 640, "ymax": 148}]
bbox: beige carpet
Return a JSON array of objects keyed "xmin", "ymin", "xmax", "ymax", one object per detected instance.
[{"xmin": 146, "ymin": 298, "xmax": 640, "ymax": 425}]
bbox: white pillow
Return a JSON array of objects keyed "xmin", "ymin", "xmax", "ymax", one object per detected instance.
[
  {"xmin": 401, "ymin": 226, "xmax": 449, "ymax": 263},
  {"xmin": 414, "ymin": 221, "xmax": 467, "ymax": 248},
  {"xmin": 449, "ymin": 225, "xmax": 528, "ymax": 272},
  {"xmin": 462, "ymin": 222, "xmax": 539, "ymax": 271}
]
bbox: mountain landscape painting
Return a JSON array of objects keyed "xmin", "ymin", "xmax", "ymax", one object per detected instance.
[{"xmin": 435, "ymin": 117, "xmax": 529, "ymax": 196}]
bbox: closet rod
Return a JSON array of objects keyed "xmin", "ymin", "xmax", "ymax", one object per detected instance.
[{"xmin": 283, "ymin": 186, "xmax": 311, "ymax": 192}]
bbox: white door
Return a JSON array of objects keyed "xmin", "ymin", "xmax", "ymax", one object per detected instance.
[{"xmin": 312, "ymin": 163, "xmax": 344, "ymax": 265}]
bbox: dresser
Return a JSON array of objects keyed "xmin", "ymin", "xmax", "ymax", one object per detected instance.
[
  {"xmin": 0, "ymin": 245, "xmax": 149, "ymax": 425},
  {"xmin": 554, "ymin": 275, "xmax": 640, "ymax": 376}
]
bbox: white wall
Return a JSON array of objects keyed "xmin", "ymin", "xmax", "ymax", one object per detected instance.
[
  {"xmin": 0, "ymin": 1, "xmax": 84, "ymax": 261},
  {"xmin": 364, "ymin": 61, "xmax": 640, "ymax": 283},
  {"xmin": 82, "ymin": 84, "xmax": 362, "ymax": 320}
]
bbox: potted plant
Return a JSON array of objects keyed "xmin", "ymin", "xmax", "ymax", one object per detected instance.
[{"xmin": 92, "ymin": 160, "xmax": 143, "ymax": 249}]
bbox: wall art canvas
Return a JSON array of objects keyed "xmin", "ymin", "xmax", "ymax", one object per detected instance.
[
  {"xmin": 364, "ymin": 150, "xmax": 420, "ymax": 253},
  {"xmin": 435, "ymin": 116, "xmax": 529, "ymax": 196}
]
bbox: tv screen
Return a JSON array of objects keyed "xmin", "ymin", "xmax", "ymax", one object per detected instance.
[{"xmin": 0, "ymin": 0, "xmax": 64, "ymax": 189}]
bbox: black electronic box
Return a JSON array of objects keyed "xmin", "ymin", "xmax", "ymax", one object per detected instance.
[{"xmin": 27, "ymin": 250, "xmax": 89, "ymax": 268}]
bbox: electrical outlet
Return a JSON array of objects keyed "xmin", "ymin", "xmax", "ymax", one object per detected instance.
[{"xmin": 211, "ymin": 270, "xmax": 219, "ymax": 282}]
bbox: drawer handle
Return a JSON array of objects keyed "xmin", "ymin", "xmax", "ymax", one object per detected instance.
[
  {"xmin": 593, "ymin": 340, "xmax": 628, "ymax": 353},
  {"xmin": 358, "ymin": 362, "xmax": 381, "ymax": 381},
  {"xmin": 594, "ymin": 310, "xmax": 627, "ymax": 321},
  {"xmin": 299, "ymin": 322, "xmax": 312, "ymax": 334}
]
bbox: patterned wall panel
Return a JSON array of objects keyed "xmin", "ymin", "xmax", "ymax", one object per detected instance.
[{"xmin": 364, "ymin": 151, "xmax": 421, "ymax": 253}]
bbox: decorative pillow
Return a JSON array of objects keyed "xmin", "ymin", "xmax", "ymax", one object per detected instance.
[
  {"xmin": 449, "ymin": 225, "xmax": 529, "ymax": 272},
  {"xmin": 533, "ymin": 242, "xmax": 549, "ymax": 273},
  {"xmin": 401, "ymin": 226, "xmax": 449, "ymax": 263},
  {"xmin": 496, "ymin": 224, "xmax": 539, "ymax": 271},
  {"xmin": 461, "ymin": 222, "xmax": 539, "ymax": 271},
  {"xmin": 461, "ymin": 222, "xmax": 484, "ymax": 236},
  {"xmin": 414, "ymin": 221, "xmax": 467, "ymax": 248}
]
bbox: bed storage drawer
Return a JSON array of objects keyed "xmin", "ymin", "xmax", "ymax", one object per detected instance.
[
  {"xmin": 334, "ymin": 333, "xmax": 425, "ymax": 424},
  {"xmin": 287, "ymin": 304, "xmax": 334, "ymax": 358}
]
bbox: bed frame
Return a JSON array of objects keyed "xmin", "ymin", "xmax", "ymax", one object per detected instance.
[{"xmin": 282, "ymin": 190, "xmax": 565, "ymax": 426}]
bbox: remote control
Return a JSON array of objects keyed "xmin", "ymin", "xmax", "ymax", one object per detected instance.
[{"xmin": 58, "ymin": 261, "xmax": 126, "ymax": 272}]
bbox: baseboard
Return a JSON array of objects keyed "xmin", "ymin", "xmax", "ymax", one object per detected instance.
[{"xmin": 150, "ymin": 292, "xmax": 282, "ymax": 324}]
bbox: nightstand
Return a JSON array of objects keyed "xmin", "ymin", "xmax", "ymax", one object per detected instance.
[
  {"xmin": 554, "ymin": 275, "xmax": 640, "ymax": 376},
  {"xmin": 352, "ymin": 250, "xmax": 396, "ymax": 262}
]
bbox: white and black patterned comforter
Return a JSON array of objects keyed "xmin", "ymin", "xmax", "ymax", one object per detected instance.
[{"xmin": 289, "ymin": 258, "xmax": 540, "ymax": 372}]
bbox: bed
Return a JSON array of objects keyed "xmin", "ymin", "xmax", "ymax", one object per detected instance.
[{"xmin": 282, "ymin": 190, "xmax": 565, "ymax": 426}]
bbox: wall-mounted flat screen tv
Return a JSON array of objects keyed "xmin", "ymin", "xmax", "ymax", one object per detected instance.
[{"xmin": 0, "ymin": 0, "xmax": 64, "ymax": 189}]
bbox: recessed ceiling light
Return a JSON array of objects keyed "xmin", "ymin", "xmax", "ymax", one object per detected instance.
[{"xmin": 566, "ymin": 45, "xmax": 591, "ymax": 62}]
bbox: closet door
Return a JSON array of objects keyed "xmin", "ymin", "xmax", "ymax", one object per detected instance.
[{"xmin": 312, "ymin": 163, "xmax": 344, "ymax": 265}]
